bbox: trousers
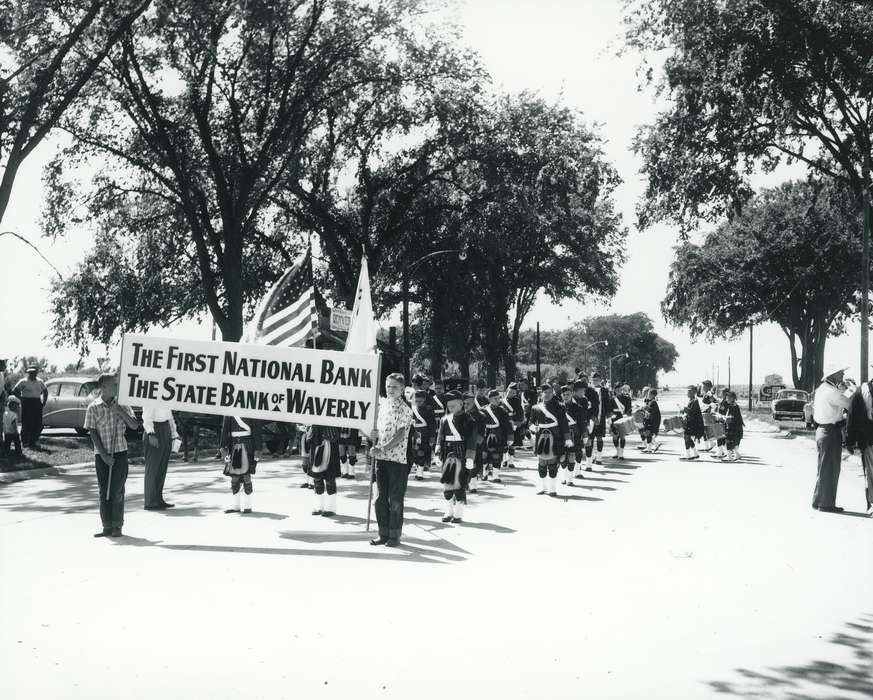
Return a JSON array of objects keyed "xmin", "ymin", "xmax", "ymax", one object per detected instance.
[
  {"xmin": 374, "ymin": 459, "xmax": 409, "ymax": 540},
  {"xmin": 143, "ymin": 420, "xmax": 172, "ymax": 508},
  {"xmin": 812, "ymin": 425, "xmax": 842, "ymax": 509},
  {"xmin": 95, "ymin": 451, "xmax": 129, "ymax": 529}
]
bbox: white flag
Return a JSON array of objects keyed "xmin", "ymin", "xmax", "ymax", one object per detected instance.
[{"xmin": 344, "ymin": 255, "xmax": 378, "ymax": 355}]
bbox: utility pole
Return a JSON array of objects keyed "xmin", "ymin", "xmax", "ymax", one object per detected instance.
[
  {"xmin": 535, "ymin": 322, "xmax": 541, "ymax": 387},
  {"xmin": 862, "ymin": 162, "xmax": 871, "ymax": 384},
  {"xmin": 748, "ymin": 324, "xmax": 754, "ymax": 411}
]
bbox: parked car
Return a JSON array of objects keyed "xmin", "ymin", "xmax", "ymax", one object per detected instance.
[
  {"xmin": 42, "ymin": 376, "xmax": 142, "ymax": 435},
  {"xmin": 771, "ymin": 388, "xmax": 810, "ymax": 423}
]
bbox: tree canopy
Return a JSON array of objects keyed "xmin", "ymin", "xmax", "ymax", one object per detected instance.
[
  {"xmin": 0, "ymin": 0, "xmax": 151, "ymax": 224},
  {"xmin": 662, "ymin": 179, "xmax": 864, "ymax": 389}
]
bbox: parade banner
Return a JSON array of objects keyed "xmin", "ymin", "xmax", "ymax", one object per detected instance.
[{"xmin": 118, "ymin": 333, "xmax": 381, "ymax": 432}]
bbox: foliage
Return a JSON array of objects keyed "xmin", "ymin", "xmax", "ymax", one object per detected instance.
[
  {"xmin": 624, "ymin": 0, "xmax": 873, "ymax": 232},
  {"xmin": 662, "ymin": 179, "xmax": 864, "ymax": 389},
  {"xmin": 46, "ymin": 0, "xmax": 445, "ymax": 349},
  {"xmin": 0, "ymin": 0, "xmax": 151, "ymax": 223},
  {"xmin": 515, "ymin": 312, "xmax": 677, "ymax": 389}
]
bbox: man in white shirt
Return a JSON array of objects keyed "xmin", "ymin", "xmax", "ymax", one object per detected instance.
[
  {"xmin": 142, "ymin": 404, "xmax": 179, "ymax": 510},
  {"xmin": 812, "ymin": 364, "xmax": 852, "ymax": 513}
]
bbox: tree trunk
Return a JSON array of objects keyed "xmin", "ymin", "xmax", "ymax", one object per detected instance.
[{"xmin": 428, "ymin": 315, "xmax": 445, "ymax": 381}]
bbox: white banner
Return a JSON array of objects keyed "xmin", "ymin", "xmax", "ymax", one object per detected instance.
[{"xmin": 118, "ymin": 333, "xmax": 381, "ymax": 432}]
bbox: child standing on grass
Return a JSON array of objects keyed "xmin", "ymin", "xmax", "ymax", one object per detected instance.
[{"xmin": 2, "ymin": 396, "xmax": 22, "ymax": 456}]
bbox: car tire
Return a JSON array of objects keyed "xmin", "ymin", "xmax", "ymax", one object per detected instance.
[{"xmin": 75, "ymin": 428, "xmax": 88, "ymax": 436}]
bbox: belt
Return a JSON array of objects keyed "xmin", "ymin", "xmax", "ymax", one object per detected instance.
[{"xmin": 816, "ymin": 422, "xmax": 843, "ymax": 428}]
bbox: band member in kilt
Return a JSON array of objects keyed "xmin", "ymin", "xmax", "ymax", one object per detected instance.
[
  {"xmin": 302, "ymin": 424, "xmax": 341, "ymax": 516},
  {"xmin": 699, "ymin": 380, "xmax": 717, "ymax": 452},
  {"xmin": 562, "ymin": 382, "xmax": 592, "ymax": 484},
  {"xmin": 426, "ymin": 380, "xmax": 446, "ymax": 468},
  {"xmin": 463, "ymin": 391, "xmax": 487, "ymax": 493},
  {"xmin": 338, "ymin": 427, "xmax": 359, "ymax": 479},
  {"xmin": 482, "ymin": 389, "xmax": 513, "ymax": 483},
  {"xmin": 610, "ymin": 384, "xmax": 633, "ymax": 460},
  {"xmin": 411, "ymin": 390, "xmax": 437, "ymax": 481},
  {"xmin": 502, "ymin": 382, "xmax": 525, "ymax": 467},
  {"xmin": 221, "ymin": 415, "xmax": 257, "ymax": 514},
  {"xmin": 712, "ymin": 388, "xmax": 729, "ymax": 459},
  {"xmin": 642, "ymin": 388, "xmax": 662, "ymax": 453},
  {"xmin": 436, "ymin": 391, "xmax": 479, "ymax": 524},
  {"xmin": 530, "ymin": 383, "xmax": 573, "ymax": 496},
  {"xmin": 681, "ymin": 385, "xmax": 705, "ymax": 460},
  {"xmin": 721, "ymin": 391, "xmax": 744, "ymax": 462},
  {"xmin": 590, "ymin": 372, "xmax": 611, "ymax": 465},
  {"xmin": 577, "ymin": 373, "xmax": 601, "ymax": 469}
]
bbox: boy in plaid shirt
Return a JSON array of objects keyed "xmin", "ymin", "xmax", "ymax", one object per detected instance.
[{"xmin": 84, "ymin": 373, "xmax": 139, "ymax": 538}]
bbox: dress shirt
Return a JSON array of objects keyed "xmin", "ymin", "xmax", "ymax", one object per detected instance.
[
  {"xmin": 142, "ymin": 405, "xmax": 178, "ymax": 437},
  {"xmin": 84, "ymin": 397, "xmax": 135, "ymax": 454},
  {"xmin": 813, "ymin": 381, "xmax": 850, "ymax": 425},
  {"xmin": 375, "ymin": 396, "xmax": 413, "ymax": 463}
]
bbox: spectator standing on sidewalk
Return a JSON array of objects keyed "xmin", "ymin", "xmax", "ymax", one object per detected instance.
[
  {"xmin": 811, "ymin": 364, "xmax": 851, "ymax": 513},
  {"xmin": 13, "ymin": 366, "xmax": 47, "ymax": 447},
  {"xmin": 844, "ymin": 375, "xmax": 873, "ymax": 516},
  {"xmin": 84, "ymin": 373, "xmax": 139, "ymax": 538},
  {"xmin": 142, "ymin": 404, "xmax": 179, "ymax": 510},
  {"xmin": 2, "ymin": 396, "xmax": 22, "ymax": 456}
]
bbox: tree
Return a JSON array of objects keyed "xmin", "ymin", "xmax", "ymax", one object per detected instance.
[
  {"xmin": 0, "ymin": 0, "xmax": 151, "ymax": 224},
  {"xmin": 46, "ymin": 0, "xmax": 442, "ymax": 350},
  {"xmin": 662, "ymin": 180, "xmax": 863, "ymax": 390},
  {"xmin": 625, "ymin": 0, "xmax": 873, "ymax": 379},
  {"xmin": 516, "ymin": 314, "xmax": 678, "ymax": 390}
]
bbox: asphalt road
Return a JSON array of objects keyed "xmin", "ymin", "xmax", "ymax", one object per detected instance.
[{"xmin": 0, "ymin": 423, "xmax": 870, "ymax": 699}]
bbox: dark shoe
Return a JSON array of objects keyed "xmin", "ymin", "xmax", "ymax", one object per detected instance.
[
  {"xmin": 312, "ymin": 509, "xmax": 323, "ymax": 516},
  {"xmin": 451, "ymin": 518, "xmax": 462, "ymax": 524},
  {"xmin": 414, "ymin": 476, "xmax": 424, "ymax": 481},
  {"xmin": 242, "ymin": 508, "xmax": 252, "ymax": 514},
  {"xmin": 689, "ymin": 455, "xmax": 700, "ymax": 461},
  {"xmin": 160, "ymin": 501, "xmax": 175, "ymax": 508},
  {"xmin": 109, "ymin": 528, "xmax": 122, "ymax": 537},
  {"xmin": 574, "ymin": 473, "xmax": 585, "ymax": 480},
  {"xmin": 300, "ymin": 482, "xmax": 312, "ymax": 489},
  {"xmin": 93, "ymin": 529, "xmax": 111, "ymax": 538},
  {"xmin": 536, "ymin": 489, "xmax": 546, "ymax": 495},
  {"xmin": 469, "ymin": 487, "xmax": 478, "ymax": 494},
  {"xmin": 818, "ymin": 506, "xmax": 844, "ymax": 513},
  {"xmin": 549, "ymin": 491, "xmax": 557, "ymax": 497},
  {"xmin": 566, "ymin": 482, "xmax": 575, "ymax": 488},
  {"xmin": 224, "ymin": 508, "xmax": 240, "ymax": 514},
  {"xmin": 321, "ymin": 511, "xmax": 335, "ymax": 517},
  {"xmin": 370, "ymin": 537, "xmax": 389, "ymax": 546},
  {"xmin": 441, "ymin": 515, "xmax": 453, "ymax": 523},
  {"xmin": 493, "ymin": 477, "xmax": 502, "ymax": 483},
  {"xmin": 586, "ymin": 466, "xmax": 593, "ymax": 472},
  {"xmin": 144, "ymin": 505, "xmax": 164, "ymax": 511},
  {"xmin": 385, "ymin": 538, "xmax": 401, "ymax": 547}
]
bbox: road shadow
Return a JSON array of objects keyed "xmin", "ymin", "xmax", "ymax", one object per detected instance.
[
  {"xmin": 706, "ymin": 613, "xmax": 873, "ymax": 698},
  {"xmin": 554, "ymin": 494, "xmax": 603, "ymax": 503},
  {"xmin": 580, "ymin": 476, "xmax": 629, "ymax": 483}
]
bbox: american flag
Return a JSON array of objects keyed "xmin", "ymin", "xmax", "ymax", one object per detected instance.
[{"xmin": 249, "ymin": 249, "xmax": 318, "ymax": 347}]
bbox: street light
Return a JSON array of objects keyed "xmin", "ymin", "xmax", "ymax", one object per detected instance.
[
  {"xmin": 402, "ymin": 245, "xmax": 468, "ymax": 383},
  {"xmin": 580, "ymin": 339, "xmax": 608, "ymax": 373},
  {"xmin": 608, "ymin": 352, "xmax": 629, "ymax": 387}
]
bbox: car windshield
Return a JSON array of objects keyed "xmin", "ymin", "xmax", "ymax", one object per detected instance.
[{"xmin": 778, "ymin": 391, "xmax": 807, "ymax": 401}]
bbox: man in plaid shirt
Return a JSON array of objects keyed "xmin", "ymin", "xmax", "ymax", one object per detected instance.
[{"xmin": 84, "ymin": 373, "xmax": 139, "ymax": 538}]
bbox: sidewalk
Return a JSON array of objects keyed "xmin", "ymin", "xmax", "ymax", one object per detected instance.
[{"xmin": 1, "ymin": 431, "xmax": 870, "ymax": 699}]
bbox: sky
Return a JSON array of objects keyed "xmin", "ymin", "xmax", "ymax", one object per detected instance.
[{"xmin": 0, "ymin": 0, "xmax": 864, "ymax": 386}]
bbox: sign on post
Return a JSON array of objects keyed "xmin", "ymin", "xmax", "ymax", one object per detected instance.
[
  {"xmin": 329, "ymin": 307, "xmax": 352, "ymax": 333},
  {"xmin": 118, "ymin": 334, "xmax": 381, "ymax": 432}
]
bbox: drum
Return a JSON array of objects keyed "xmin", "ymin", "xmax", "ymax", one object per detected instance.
[
  {"xmin": 664, "ymin": 416, "xmax": 685, "ymax": 432},
  {"xmin": 703, "ymin": 412, "xmax": 717, "ymax": 426},
  {"xmin": 632, "ymin": 409, "xmax": 646, "ymax": 428},
  {"xmin": 705, "ymin": 423, "xmax": 725, "ymax": 440},
  {"xmin": 613, "ymin": 416, "xmax": 636, "ymax": 438}
]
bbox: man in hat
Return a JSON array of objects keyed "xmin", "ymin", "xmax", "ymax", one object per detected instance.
[
  {"xmin": 576, "ymin": 373, "xmax": 600, "ymax": 470},
  {"xmin": 562, "ymin": 382, "xmax": 591, "ymax": 484},
  {"xmin": 410, "ymin": 389, "xmax": 437, "ymax": 481},
  {"xmin": 13, "ymin": 366, "xmax": 48, "ymax": 448},
  {"xmin": 845, "ymin": 369, "xmax": 873, "ymax": 516},
  {"xmin": 502, "ymin": 382, "xmax": 525, "ymax": 467},
  {"xmin": 426, "ymin": 378, "xmax": 446, "ymax": 469},
  {"xmin": 481, "ymin": 388, "xmax": 512, "ymax": 483},
  {"xmin": 529, "ymin": 383, "xmax": 573, "ymax": 496},
  {"xmin": 811, "ymin": 364, "xmax": 852, "ymax": 513},
  {"xmin": 463, "ymin": 391, "xmax": 486, "ymax": 492},
  {"xmin": 698, "ymin": 380, "xmax": 717, "ymax": 452},
  {"xmin": 435, "ymin": 390, "xmax": 480, "ymax": 523},
  {"xmin": 590, "ymin": 372, "xmax": 611, "ymax": 465}
]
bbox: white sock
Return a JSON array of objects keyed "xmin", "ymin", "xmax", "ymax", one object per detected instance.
[
  {"xmin": 444, "ymin": 498, "xmax": 454, "ymax": 519},
  {"xmin": 618, "ymin": 447, "xmax": 624, "ymax": 459},
  {"xmin": 314, "ymin": 491, "xmax": 325, "ymax": 512},
  {"xmin": 540, "ymin": 477, "xmax": 548, "ymax": 492},
  {"xmin": 416, "ymin": 464, "xmax": 424, "ymax": 478},
  {"xmin": 575, "ymin": 460, "xmax": 583, "ymax": 473},
  {"xmin": 507, "ymin": 453, "xmax": 514, "ymax": 466},
  {"xmin": 325, "ymin": 493, "xmax": 336, "ymax": 513},
  {"xmin": 230, "ymin": 490, "xmax": 241, "ymax": 511},
  {"xmin": 549, "ymin": 476, "xmax": 557, "ymax": 494},
  {"xmin": 453, "ymin": 501, "xmax": 464, "ymax": 520},
  {"xmin": 241, "ymin": 491, "xmax": 252, "ymax": 512}
]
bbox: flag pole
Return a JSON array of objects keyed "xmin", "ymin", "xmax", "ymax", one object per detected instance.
[{"xmin": 365, "ymin": 351, "xmax": 384, "ymax": 532}]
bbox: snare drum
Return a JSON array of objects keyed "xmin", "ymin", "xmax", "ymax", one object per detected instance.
[
  {"xmin": 704, "ymin": 423, "xmax": 725, "ymax": 440},
  {"xmin": 613, "ymin": 416, "xmax": 636, "ymax": 438}
]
